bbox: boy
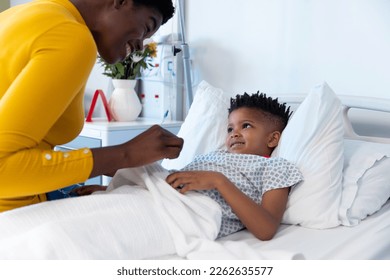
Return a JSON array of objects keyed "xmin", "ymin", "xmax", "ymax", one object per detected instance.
[{"xmin": 166, "ymin": 92, "xmax": 302, "ymax": 240}]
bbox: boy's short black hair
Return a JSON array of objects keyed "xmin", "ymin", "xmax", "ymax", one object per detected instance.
[
  {"xmin": 229, "ymin": 92, "xmax": 292, "ymax": 130},
  {"xmin": 133, "ymin": 0, "xmax": 175, "ymax": 25}
]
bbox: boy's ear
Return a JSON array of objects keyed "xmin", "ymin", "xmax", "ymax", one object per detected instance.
[{"xmin": 267, "ymin": 131, "xmax": 281, "ymax": 148}]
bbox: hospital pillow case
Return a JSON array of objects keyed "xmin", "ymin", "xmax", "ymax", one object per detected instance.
[
  {"xmin": 339, "ymin": 139, "xmax": 390, "ymax": 226},
  {"xmin": 162, "ymin": 81, "xmax": 229, "ymax": 170},
  {"xmin": 272, "ymin": 82, "xmax": 344, "ymax": 229}
]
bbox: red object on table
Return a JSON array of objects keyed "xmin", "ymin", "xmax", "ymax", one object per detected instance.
[{"xmin": 85, "ymin": 89, "xmax": 113, "ymax": 122}]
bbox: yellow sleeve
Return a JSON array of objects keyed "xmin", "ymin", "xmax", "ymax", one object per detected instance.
[{"xmin": 0, "ymin": 21, "xmax": 96, "ymax": 199}]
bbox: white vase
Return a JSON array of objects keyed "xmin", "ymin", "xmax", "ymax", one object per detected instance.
[{"xmin": 109, "ymin": 79, "xmax": 142, "ymax": 121}]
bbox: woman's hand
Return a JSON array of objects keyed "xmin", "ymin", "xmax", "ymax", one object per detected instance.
[
  {"xmin": 166, "ymin": 171, "xmax": 227, "ymax": 194},
  {"xmin": 90, "ymin": 125, "xmax": 183, "ymax": 178},
  {"xmin": 123, "ymin": 125, "xmax": 184, "ymax": 167},
  {"xmin": 71, "ymin": 185, "xmax": 107, "ymax": 196}
]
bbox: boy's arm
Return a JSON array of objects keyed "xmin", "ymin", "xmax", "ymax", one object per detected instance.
[
  {"xmin": 217, "ymin": 179, "xmax": 289, "ymax": 240},
  {"xmin": 166, "ymin": 171, "xmax": 289, "ymax": 240}
]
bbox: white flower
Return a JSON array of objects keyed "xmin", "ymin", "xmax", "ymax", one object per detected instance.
[{"xmin": 131, "ymin": 53, "xmax": 143, "ymax": 63}]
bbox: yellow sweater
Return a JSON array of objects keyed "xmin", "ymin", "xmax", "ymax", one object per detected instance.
[{"xmin": 0, "ymin": 0, "xmax": 96, "ymax": 212}]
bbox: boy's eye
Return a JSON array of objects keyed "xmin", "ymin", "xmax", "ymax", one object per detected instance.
[
  {"xmin": 227, "ymin": 127, "xmax": 233, "ymax": 133},
  {"xmin": 243, "ymin": 123, "xmax": 252, "ymax": 129}
]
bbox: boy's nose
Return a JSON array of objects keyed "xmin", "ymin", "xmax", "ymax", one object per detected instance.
[{"xmin": 231, "ymin": 131, "xmax": 240, "ymax": 138}]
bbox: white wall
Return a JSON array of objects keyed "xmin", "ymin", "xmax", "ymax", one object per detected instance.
[
  {"xmin": 186, "ymin": 0, "xmax": 390, "ymax": 99},
  {"xmin": 10, "ymin": 0, "xmax": 28, "ymax": 5}
]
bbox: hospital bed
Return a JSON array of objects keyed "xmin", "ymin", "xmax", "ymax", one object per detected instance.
[
  {"xmin": 160, "ymin": 80, "xmax": 390, "ymax": 260},
  {"xmin": 0, "ymin": 80, "xmax": 389, "ymax": 260}
]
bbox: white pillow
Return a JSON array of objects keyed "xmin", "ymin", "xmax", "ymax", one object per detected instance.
[
  {"xmin": 339, "ymin": 139, "xmax": 390, "ymax": 226},
  {"xmin": 161, "ymin": 80, "xmax": 230, "ymax": 170},
  {"xmin": 273, "ymin": 82, "xmax": 344, "ymax": 229}
]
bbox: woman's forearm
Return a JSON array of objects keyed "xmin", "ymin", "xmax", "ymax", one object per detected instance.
[{"xmin": 90, "ymin": 144, "xmax": 127, "ymax": 178}]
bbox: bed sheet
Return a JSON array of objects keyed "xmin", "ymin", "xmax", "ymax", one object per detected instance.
[
  {"xmin": 0, "ymin": 164, "xmax": 303, "ymax": 260},
  {"xmin": 218, "ymin": 200, "xmax": 390, "ymax": 260},
  {"xmin": 160, "ymin": 200, "xmax": 390, "ymax": 260}
]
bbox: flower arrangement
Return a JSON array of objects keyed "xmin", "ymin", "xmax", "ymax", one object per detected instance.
[{"xmin": 98, "ymin": 42, "xmax": 158, "ymax": 80}]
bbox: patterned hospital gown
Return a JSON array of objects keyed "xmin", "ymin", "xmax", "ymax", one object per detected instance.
[{"xmin": 175, "ymin": 150, "xmax": 303, "ymax": 238}]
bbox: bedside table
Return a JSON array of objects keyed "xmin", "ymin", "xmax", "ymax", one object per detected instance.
[{"xmin": 58, "ymin": 118, "xmax": 182, "ymax": 185}]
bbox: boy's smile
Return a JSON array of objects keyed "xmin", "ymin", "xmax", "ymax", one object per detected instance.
[{"xmin": 229, "ymin": 140, "xmax": 245, "ymax": 149}]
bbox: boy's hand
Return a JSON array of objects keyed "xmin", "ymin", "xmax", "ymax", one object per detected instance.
[
  {"xmin": 71, "ymin": 185, "xmax": 107, "ymax": 196},
  {"xmin": 166, "ymin": 171, "xmax": 228, "ymax": 194}
]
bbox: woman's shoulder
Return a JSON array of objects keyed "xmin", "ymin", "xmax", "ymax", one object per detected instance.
[{"xmin": 6, "ymin": 0, "xmax": 95, "ymax": 49}]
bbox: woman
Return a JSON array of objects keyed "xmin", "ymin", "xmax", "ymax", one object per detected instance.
[{"xmin": 0, "ymin": 0, "xmax": 183, "ymax": 212}]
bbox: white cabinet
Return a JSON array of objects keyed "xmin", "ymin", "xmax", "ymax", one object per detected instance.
[{"xmin": 58, "ymin": 118, "xmax": 182, "ymax": 185}]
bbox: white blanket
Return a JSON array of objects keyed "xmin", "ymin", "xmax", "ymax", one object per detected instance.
[{"xmin": 0, "ymin": 163, "xmax": 304, "ymax": 260}]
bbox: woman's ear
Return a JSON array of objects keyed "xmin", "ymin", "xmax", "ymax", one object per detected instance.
[{"xmin": 267, "ymin": 131, "xmax": 281, "ymax": 148}]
